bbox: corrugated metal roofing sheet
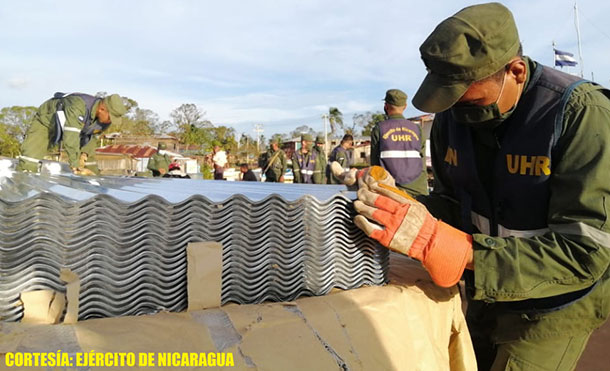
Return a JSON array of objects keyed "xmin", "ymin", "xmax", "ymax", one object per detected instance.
[{"xmin": 0, "ymin": 159, "xmax": 387, "ymax": 322}]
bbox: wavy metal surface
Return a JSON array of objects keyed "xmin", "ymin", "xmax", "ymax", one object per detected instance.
[{"xmin": 0, "ymin": 160, "xmax": 388, "ymax": 321}]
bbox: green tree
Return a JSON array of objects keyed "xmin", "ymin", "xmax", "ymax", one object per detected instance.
[
  {"xmin": 0, "ymin": 123, "xmax": 20, "ymax": 157},
  {"xmin": 290, "ymin": 125, "xmax": 316, "ymax": 138},
  {"xmin": 0, "ymin": 106, "xmax": 37, "ymax": 141},
  {"xmin": 128, "ymin": 108, "xmax": 158, "ymax": 136},
  {"xmin": 153, "ymin": 120, "xmax": 173, "ymax": 135},
  {"xmin": 353, "ymin": 111, "xmax": 386, "ymax": 137},
  {"xmin": 170, "ymin": 104, "xmax": 213, "ymax": 146}
]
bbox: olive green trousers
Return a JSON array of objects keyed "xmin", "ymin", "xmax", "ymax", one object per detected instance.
[
  {"xmin": 17, "ymin": 120, "xmax": 98, "ymax": 174},
  {"xmin": 473, "ymin": 331, "xmax": 591, "ymax": 371}
]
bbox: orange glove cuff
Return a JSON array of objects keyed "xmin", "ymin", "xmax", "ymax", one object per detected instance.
[
  {"xmin": 407, "ymin": 212, "xmax": 437, "ymax": 262},
  {"xmin": 421, "ymin": 221, "xmax": 473, "ymax": 288}
]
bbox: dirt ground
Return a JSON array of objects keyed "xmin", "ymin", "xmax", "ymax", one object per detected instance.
[{"xmin": 576, "ymin": 319, "xmax": 610, "ymax": 370}]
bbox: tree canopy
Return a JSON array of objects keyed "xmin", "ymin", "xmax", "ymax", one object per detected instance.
[
  {"xmin": 289, "ymin": 125, "xmax": 316, "ymax": 139},
  {"xmin": 353, "ymin": 111, "xmax": 386, "ymax": 137},
  {"xmin": 0, "ymin": 106, "xmax": 37, "ymax": 157}
]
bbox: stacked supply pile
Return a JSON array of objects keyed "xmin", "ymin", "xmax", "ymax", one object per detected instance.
[{"xmin": 0, "ymin": 162, "xmax": 388, "ymax": 322}]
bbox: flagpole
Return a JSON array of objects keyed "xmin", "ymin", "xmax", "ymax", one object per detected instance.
[
  {"xmin": 553, "ymin": 40, "xmax": 557, "ymax": 69},
  {"xmin": 574, "ymin": 1, "xmax": 584, "ymax": 78}
]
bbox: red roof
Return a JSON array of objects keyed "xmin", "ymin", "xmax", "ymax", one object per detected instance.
[{"xmin": 96, "ymin": 145, "xmax": 157, "ymax": 158}]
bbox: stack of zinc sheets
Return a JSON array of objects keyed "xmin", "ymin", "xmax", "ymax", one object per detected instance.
[{"xmin": 0, "ymin": 162, "xmax": 388, "ymax": 321}]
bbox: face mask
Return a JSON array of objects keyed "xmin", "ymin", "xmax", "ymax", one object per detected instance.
[{"xmin": 451, "ymin": 73, "xmax": 520, "ymax": 129}]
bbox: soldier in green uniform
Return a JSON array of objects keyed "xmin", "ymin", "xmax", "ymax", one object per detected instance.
[
  {"xmin": 370, "ymin": 89, "xmax": 429, "ymax": 196},
  {"xmin": 291, "ymin": 134, "xmax": 316, "ymax": 184},
  {"xmin": 348, "ymin": 3, "xmax": 610, "ymax": 370},
  {"xmin": 147, "ymin": 143, "xmax": 171, "ymax": 177},
  {"xmin": 312, "ymin": 134, "xmax": 327, "ymax": 184},
  {"xmin": 17, "ymin": 93, "xmax": 126, "ymax": 175},
  {"xmin": 328, "ymin": 134, "xmax": 353, "ymax": 185},
  {"xmin": 262, "ymin": 139, "xmax": 286, "ymax": 182}
]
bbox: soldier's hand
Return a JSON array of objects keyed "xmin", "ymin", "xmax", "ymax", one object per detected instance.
[
  {"xmin": 330, "ymin": 163, "xmax": 405, "ymax": 194},
  {"xmin": 72, "ymin": 167, "xmax": 95, "ymax": 176},
  {"xmin": 78, "ymin": 153, "xmax": 88, "ymax": 169},
  {"xmin": 279, "ymin": 175, "xmax": 285, "ymax": 183},
  {"xmin": 159, "ymin": 168, "xmax": 167, "ymax": 175}
]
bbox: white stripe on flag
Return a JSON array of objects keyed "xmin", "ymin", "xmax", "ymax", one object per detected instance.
[{"xmin": 554, "ymin": 48, "xmax": 578, "ymax": 66}]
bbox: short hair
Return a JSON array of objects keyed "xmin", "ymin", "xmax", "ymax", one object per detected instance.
[
  {"xmin": 341, "ymin": 134, "xmax": 354, "ymax": 144},
  {"xmin": 240, "ymin": 163, "xmax": 249, "ymax": 168}
]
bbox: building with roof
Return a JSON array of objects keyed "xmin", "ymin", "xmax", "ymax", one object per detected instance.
[
  {"xmin": 101, "ymin": 134, "xmax": 180, "ymax": 149},
  {"xmin": 95, "ymin": 145, "xmax": 189, "ymax": 175}
]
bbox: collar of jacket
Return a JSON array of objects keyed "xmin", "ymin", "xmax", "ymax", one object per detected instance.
[{"xmin": 90, "ymin": 100, "xmax": 101, "ymax": 121}]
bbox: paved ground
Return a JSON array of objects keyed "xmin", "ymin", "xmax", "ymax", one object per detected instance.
[{"xmin": 576, "ymin": 319, "xmax": 610, "ymax": 370}]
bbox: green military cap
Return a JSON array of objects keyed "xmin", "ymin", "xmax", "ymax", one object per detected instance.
[
  {"xmin": 412, "ymin": 2, "xmax": 521, "ymax": 113},
  {"xmin": 301, "ymin": 134, "xmax": 313, "ymax": 142},
  {"xmin": 103, "ymin": 94, "xmax": 127, "ymax": 126},
  {"xmin": 269, "ymin": 138, "xmax": 279, "ymax": 145},
  {"xmin": 383, "ymin": 89, "xmax": 407, "ymax": 106},
  {"xmin": 315, "ymin": 134, "xmax": 325, "ymax": 144},
  {"xmin": 158, "ymin": 142, "xmax": 167, "ymax": 150}
]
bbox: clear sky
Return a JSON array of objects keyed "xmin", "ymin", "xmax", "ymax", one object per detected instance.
[{"xmin": 1, "ymin": 0, "xmax": 608, "ymax": 137}]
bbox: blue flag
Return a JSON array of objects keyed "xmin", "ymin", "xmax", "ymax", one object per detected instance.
[{"xmin": 554, "ymin": 48, "xmax": 578, "ymax": 67}]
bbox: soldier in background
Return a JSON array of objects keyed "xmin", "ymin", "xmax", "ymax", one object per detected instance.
[
  {"xmin": 261, "ymin": 139, "xmax": 286, "ymax": 182},
  {"xmin": 291, "ymin": 134, "xmax": 316, "ymax": 184},
  {"xmin": 312, "ymin": 134, "xmax": 327, "ymax": 184},
  {"xmin": 370, "ymin": 89, "xmax": 428, "ymax": 196},
  {"xmin": 328, "ymin": 134, "xmax": 353, "ymax": 184},
  {"xmin": 147, "ymin": 142, "xmax": 171, "ymax": 177}
]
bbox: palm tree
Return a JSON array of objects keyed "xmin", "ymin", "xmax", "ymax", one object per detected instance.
[{"xmin": 328, "ymin": 107, "xmax": 343, "ymax": 137}]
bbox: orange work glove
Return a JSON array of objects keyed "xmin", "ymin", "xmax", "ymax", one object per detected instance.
[{"xmin": 353, "ymin": 166, "xmax": 472, "ymax": 287}]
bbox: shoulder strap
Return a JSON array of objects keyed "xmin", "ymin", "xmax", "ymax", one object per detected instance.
[
  {"xmin": 553, "ymin": 79, "xmax": 591, "ymax": 148},
  {"xmin": 263, "ymin": 150, "xmax": 281, "ymax": 174}
]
